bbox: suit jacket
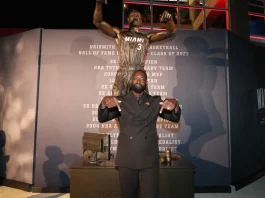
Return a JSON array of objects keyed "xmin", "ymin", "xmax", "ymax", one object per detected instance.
[{"xmin": 98, "ymin": 92, "xmax": 181, "ymax": 169}]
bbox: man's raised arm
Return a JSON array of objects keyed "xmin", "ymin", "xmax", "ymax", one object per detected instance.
[
  {"xmin": 147, "ymin": 11, "xmax": 176, "ymax": 44},
  {"xmin": 159, "ymin": 98, "xmax": 181, "ymax": 123},
  {"xmin": 98, "ymin": 96, "xmax": 121, "ymax": 123},
  {"xmin": 93, "ymin": 0, "xmax": 120, "ymax": 38}
]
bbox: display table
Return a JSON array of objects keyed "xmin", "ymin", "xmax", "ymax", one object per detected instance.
[{"xmin": 70, "ymin": 155, "xmax": 195, "ymax": 198}]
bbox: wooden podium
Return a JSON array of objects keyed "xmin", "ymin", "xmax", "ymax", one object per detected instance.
[{"xmin": 70, "ymin": 155, "xmax": 195, "ymax": 198}]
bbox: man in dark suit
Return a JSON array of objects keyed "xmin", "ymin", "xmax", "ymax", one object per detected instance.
[{"xmin": 98, "ymin": 69, "xmax": 181, "ymax": 198}]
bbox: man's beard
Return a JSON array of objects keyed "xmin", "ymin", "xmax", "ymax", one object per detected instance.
[{"xmin": 130, "ymin": 84, "xmax": 146, "ymax": 94}]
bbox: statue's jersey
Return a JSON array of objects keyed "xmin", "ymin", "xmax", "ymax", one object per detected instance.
[
  {"xmin": 112, "ymin": 31, "xmax": 150, "ymax": 97},
  {"xmin": 118, "ymin": 31, "xmax": 150, "ymax": 70}
]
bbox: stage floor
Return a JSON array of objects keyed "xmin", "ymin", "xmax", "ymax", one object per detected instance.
[{"xmin": 1, "ymin": 175, "xmax": 265, "ymax": 198}]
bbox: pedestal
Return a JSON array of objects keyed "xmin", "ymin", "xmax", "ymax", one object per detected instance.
[{"xmin": 70, "ymin": 155, "xmax": 195, "ymax": 198}]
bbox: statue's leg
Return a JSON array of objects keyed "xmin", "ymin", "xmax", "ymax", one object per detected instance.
[
  {"xmin": 112, "ymin": 69, "xmax": 128, "ymax": 129},
  {"xmin": 112, "ymin": 70, "xmax": 125, "ymax": 96},
  {"xmin": 124, "ymin": 70, "xmax": 133, "ymax": 96},
  {"xmin": 0, "ymin": 77, "xmax": 6, "ymax": 130}
]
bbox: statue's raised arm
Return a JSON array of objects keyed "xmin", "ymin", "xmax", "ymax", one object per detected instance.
[
  {"xmin": 93, "ymin": 0, "xmax": 121, "ymax": 38},
  {"xmin": 147, "ymin": 11, "xmax": 177, "ymax": 44}
]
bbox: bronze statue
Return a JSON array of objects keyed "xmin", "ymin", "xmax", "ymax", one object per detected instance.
[{"xmin": 93, "ymin": 0, "xmax": 177, "ymax": 96}]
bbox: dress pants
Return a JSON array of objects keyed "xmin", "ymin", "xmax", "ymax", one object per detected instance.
[{"xmin": 118, "ymin": 166, "xmax": 159, "ymax": 198}]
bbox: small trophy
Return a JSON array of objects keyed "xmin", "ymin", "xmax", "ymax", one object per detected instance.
[{"xmin": 165, "ymin": 147, "xmax": 171, "ymax": 164}]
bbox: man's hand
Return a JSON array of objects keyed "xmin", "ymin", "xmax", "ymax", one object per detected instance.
[
  {"xmin": 101, "ymin": 96, "xmax": 121, "ymax": 111},
  {"xmin": 96, "ymin": 0, "xmax": 107, "ymax": 4},
  {"xmin": 160, "ymin": 11, "xmax": 173, "ymax": 23},
  {"xmin": 159, "ymin": 98, "xmax": 178, "ymax": 114}
]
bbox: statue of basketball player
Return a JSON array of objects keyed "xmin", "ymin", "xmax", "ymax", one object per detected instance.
[{"xmin": 93, "ymin": 0, "xmax": 176, "ymax": 96}]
